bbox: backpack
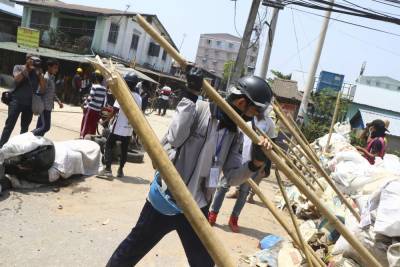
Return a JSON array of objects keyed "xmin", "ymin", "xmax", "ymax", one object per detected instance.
[{"xmin": 148, "ymin": 100, "xmax": 209, "ymax": 215}]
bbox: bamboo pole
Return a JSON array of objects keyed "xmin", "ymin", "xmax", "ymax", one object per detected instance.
[
  {"xmin": 87, "ymin": 57, "xmax": 235, "ymax": 267},
  {"xmin": 135, "ymin": 14, "xmax": 380, "ymax": 267},
  {"xmin": 246, "ymin": 179, "xmax": 325, "ymax": 267},
  {"xmin": 275, "ymin": 170, "xmax": 314, "ymax": 267},
  {"xmin": 324, "ymin": 91, "xmax": 342, "ymax": 153},
  {"xmin": 284, "ymin": 141, "xmax": 325, "ymax": 191},
  {"xmin": 254, "ymin": 127, "xmax": 317, "ymax": 191},
  {"xmin": 272, "ymin": 101, "xmax": 360, "ymax": 221}
]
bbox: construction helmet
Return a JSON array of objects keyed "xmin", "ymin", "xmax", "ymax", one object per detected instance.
[
  {"xmin": 76, "ymin": 67, "xmax": 83, "ymax": 73},
  {"xmin": 124, "ymin": 71, "xmax": 139, "ymax": 91},
  {"xmin": 229, "ymin": 76, "xmax": 273, "ymax": 113}
]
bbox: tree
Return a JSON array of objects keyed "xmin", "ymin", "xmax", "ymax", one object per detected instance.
[
  {"xmin": 301, "ymin": 88, "xmax": 349, "ymax": 142},
  {"xmin": 222, "ymin": 60, "xmax": 244, "ymax": 88},
  {"xmin": 268, "ymin": 70, "xmax": 292, "ymax": 83}
]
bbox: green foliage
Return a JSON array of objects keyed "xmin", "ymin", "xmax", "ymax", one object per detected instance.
[
  {"xmin": 349, "ymin": 130, "xmax": 366, "ymax": 147},
  {"xmin": 301, "ymin": 88, "xmax": 350, "ymax": 142},
  {"xmin": 267, "ymin": 69, "xmax": 292, "ymax": 84},
  {"xmin": 222, "ymin": 60, "xmax": 245, "ymax": 87}
]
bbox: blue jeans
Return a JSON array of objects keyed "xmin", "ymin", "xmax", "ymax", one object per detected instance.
[
  {"xmin": 0, "ymin": 99, "xmax": 33, "ymax": 147},
  {"xmin": 211, "ymin": 171, "xmax": 259, "ymax": 217},
  {"xmin": 32, "ymin": 110, "xmax": 52, "ymax": 137}
]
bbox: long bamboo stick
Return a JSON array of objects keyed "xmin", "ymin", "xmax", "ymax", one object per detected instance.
[
  {"xmin": 283, "ymin": 140, "xmax": 325, "ymax": 191},
  {"xmin": 254, "ymin": 126, "xmax": 317, "ymax": 191},
  {"xmin": 275, "ymin": 170, "xmax": 314, "ymax": 267},
  {"xmin": 87, "ymin": 57, "xmax": 235, "ymax": 267},
  {"xmin": 272, "ymin": 101, "xmax": 360, "ymax": 221},
  {"xmin": 135, "ymin": 14, "xmax": 380, "ymax": 267},
  {"xmin": 324, "ymin": 91, "xmax": 342, "ymax": 153}
]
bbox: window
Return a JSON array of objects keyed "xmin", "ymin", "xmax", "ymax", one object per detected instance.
[
  {"xmin": 216, "ymin": 40, "xmax": 221, "ymax": 47},
  {"xmin": 162, "ymin": 50, "xmax": 167, "ymax": 61},
  {"xmin": 376, "ymin": 81, "xmax": 381, "ymax": 87},
  {"xmin": 366, "ymin": 80, "xmax": 371, "ymax": 85},
  {"xmin": 228, "ymin": 43, "xmax": 234, "ymax": 49},
  {"xmin": 207, "ymin": 39, "xmax": 212, "ymax": 45},
  {"xmin": 148, "ymin": 42, "xmax": 160, "ymax": 57},
  {"xmin": 130, "ymin": 34, "xmax": 140, "ymax": 50},
  {"xmin": 30, "ymin": 10, "xmax": 51, "ymax": 30},
  {"xmin": 108, "ymin": 23, "xmax": 119, "ymax": 44}
]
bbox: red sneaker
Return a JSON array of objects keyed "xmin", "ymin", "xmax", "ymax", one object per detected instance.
[
  {"xmin": 228, "ymin": 216, "xmax": 240, "ymax": 233},
  {"xmin": 208, "ymin": 211, "xmax": 218, "ymax": 226}
]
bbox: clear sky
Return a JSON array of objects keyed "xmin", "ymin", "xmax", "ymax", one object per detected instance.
[{"xmin": 62, "ymin": 0, "xmax": 400, "ymax": 88}]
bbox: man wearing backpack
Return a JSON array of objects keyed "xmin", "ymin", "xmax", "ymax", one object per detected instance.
[
  {"xmin": 106, "ymin": 66, "xmax": 273, "ymax": 267},
  {"xmin": 0, "ymin": 54, "xmax": 45, "ymax": 148}
]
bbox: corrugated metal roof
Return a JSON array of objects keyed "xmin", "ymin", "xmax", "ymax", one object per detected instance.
[
  {"xmin": 359, "ymin": 109, "xmax": 400, "ymax": 137},
  {"xmin": 353, "ymin": 83, "xmax": 400, "ymax": 113},
  {"xmin": 0, "ymin": 41, "xmax": 92, "ymax": 62},
  {"xmin": 270, "ymin": 78, "xmax": 302, "ymax": 101},
  {"xmin": 13, "ymin": 0, "xmax": 138, "ymax": 16}
]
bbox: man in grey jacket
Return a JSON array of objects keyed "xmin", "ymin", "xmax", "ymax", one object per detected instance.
[{"xmin": 106, "ymin": 67, "xmax": 273, "ymax": 267}]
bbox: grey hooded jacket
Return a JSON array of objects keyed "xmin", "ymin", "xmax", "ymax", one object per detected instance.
[{"xmin": 162, "ymin": 97, "xmax": 255, "ymax": 209}]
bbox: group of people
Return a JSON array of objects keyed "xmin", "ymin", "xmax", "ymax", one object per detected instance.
[{"xmin": 0, "ymin": 54, "xmax": 63, "ymax": 148}]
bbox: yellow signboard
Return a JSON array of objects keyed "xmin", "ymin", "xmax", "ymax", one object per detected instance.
[{"xmin": 17, "ymin": 27, "xmax": 40, "ymax": 48}]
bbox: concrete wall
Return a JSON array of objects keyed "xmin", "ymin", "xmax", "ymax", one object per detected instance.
[{"xmin": 94, "ymin": 16, "xmax": 173, "ymax": 73}]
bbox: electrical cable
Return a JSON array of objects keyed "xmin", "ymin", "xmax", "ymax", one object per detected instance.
[
  {"xmin": 290, "ymin": 8, "xmax": 306, "ymax": 83},
  {"xmin": 291, "ymin": 7, "xmax": 400, "ymax": 37}
]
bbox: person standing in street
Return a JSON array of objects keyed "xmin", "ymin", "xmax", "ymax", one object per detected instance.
[
  {"xmin": 80, "ymin": 71, "xmax": 106, "ymax": 139},
  {"xmin": 71, "ymin": 67, "xmax": 83, "ymax": 105},
  {"xmin": 106, "ymin": 68, "xmax": 273, "ymax": 267},
  {"xmin": 157, "ymin": 85, "xmax": 172, "ymax": 116},
  {"xmin": 97, "ymin": 72, "xmax": 142, "ymax": 179},
  {"xmin": 208, "ymin": 109, "xmax": 277, "ymax": 232},
  {"xmin": 0, "ymin": 54, "xmax": 45, "ymax": 147},
  {"xmin": 32, "ymin": 59, "xmax": 64, "ymax": 137}
]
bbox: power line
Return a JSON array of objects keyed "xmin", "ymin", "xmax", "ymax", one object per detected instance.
[
  {"xmin": 291, "ymin": 7, "xmax": 400, "ymax": 37},
  {"xmin": 341, "ymin": 0, "xmax": 400, "ymax": 17},
  {"xmin": 290, "ymin": 9, "xmax": 306, "ymax": 83},
  {"xmin": 370, "ymin": 0, "xmax": 400, "ymax": 8}
]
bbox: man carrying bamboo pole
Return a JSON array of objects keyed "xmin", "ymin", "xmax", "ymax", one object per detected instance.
[{"xmin": 106, "ymin": 68, "xmax": 272, "ymax": 267}]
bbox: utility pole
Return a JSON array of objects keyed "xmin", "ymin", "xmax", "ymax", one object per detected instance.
[
  {"xmin": 259, "ymin": 1, "xmax": 281, "ymax": 79},
  {"xmin": 297, "ymin": 0, "xmax": 334, "ymax": 122},
  {"xmin": 230, "ymin": 0, "xmax": 261, "ymax": 85}
]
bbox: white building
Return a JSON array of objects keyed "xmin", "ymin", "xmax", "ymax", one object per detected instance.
[
  {"xmin": 195, "ymin": 33, "xmax": 259, "ymax": 78},
  {"xmin": 15, "ymin": 0, "xmax": 177, "ymax": 73}
]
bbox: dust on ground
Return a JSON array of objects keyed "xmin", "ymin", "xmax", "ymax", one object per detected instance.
[{"xmin": 0, "ymin": 100, "xmax": 288, "ymax": 267}]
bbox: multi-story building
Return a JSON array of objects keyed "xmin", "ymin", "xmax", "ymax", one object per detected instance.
[
  {"xmin": 195, "ymin": 33, "xmax": 259, "ymax": 79},
  {"xmin": 12, "ymin": 0, "xmax": 177, "ymax": 73}
]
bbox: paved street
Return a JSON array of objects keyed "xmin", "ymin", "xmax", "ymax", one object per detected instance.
[{"xmin": 0, "ymin": 100, "xmax": 287, "ymax": 267}]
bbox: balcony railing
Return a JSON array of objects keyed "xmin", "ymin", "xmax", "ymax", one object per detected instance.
[{"xmin": 37, "ymin": 27, "xmax": 94, "ymax": 55}]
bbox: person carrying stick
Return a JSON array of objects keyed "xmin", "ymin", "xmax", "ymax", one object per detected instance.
[{"xmin": 106, "ymin": 67, "xmax": 272, "ymax": 267}]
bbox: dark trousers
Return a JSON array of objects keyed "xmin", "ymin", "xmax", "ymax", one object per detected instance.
[
  {"xmin": 158, "ymin": 98, "xmax": 168, "ymax": 116},
  {"xmin": 0, "ymin": 99, "xmax": 33, "ymax": 147},
  {"xmin": 107, "ymin": 201, "xmax": 214, "ymax": 267},
  {"xmin": 32, "ymin": 110, "xmax": 52, "ymax": 137},
  {"xmin": 104, "ymin": 133, "xmax": 130, "ymax": 169}
]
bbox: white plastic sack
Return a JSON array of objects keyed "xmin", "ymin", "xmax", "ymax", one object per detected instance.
[
  {"xmin": 0, "ymin": 132, "xmax": 53, "ymax": 164},
  {"xmin": 48, "ymin": 140, "xmax": 102, "ymax": 182},
  {"xmin": 388, "ymin": 243, "xmax": 400, "ymax": 267},
  {"xmin": 374, "ymin": 180, "xmax": 400, "ymax": 237}
]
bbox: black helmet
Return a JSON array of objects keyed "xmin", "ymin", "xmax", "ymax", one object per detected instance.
[
  {"xmin": 229, "ymin": 76, "xmax": 273, "ymax": 112},
  {"xmin": 124, "ymin": 71, "xmax": 139, "ymax": 89},
  {"xmin": 90, "ymin": 70, "xmax": 103, "ymax": 84}
]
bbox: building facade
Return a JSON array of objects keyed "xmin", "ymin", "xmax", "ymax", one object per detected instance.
[
  {"xmin": 347, "ymin": 75, "xmax": 400, "ymax": 152},
  {"xmin": 15, "ymin": 0, "xmax": 176, "ymax": 73},
  {"xmin": 194, "ymin": 33, "xmax": 259, "ymax": 78}
]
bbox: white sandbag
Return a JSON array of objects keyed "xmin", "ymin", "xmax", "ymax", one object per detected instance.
[
  {"xmin": 388, "ymin": 243, "xmax": 400, "ymax": 267},
  {"xmin": 334, "ymin": 122, "xmax": 351, "ymax": 137},
  {"xmin": 382, "ymin": 154, "xmax": 400, "ymax": 174},
  {"xmin": 0, "ymin": 132, "xmax": 53, "ymax": 164},
  {"xmin": 374, "ymin": 180, "xmax": 400, "ymax": 237},
  {"xmin": 49, "ymin": 140, "xmax": 102, "ymax": 181}
]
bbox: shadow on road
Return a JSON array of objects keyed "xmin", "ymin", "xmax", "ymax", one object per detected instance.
[
  {"xmin": 215, "ymin": 224, "xmax": 267, "ymax": 240},
  {"xmin": 117, "ymin": 176, "xmax": 150, "ymax": 185}
]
